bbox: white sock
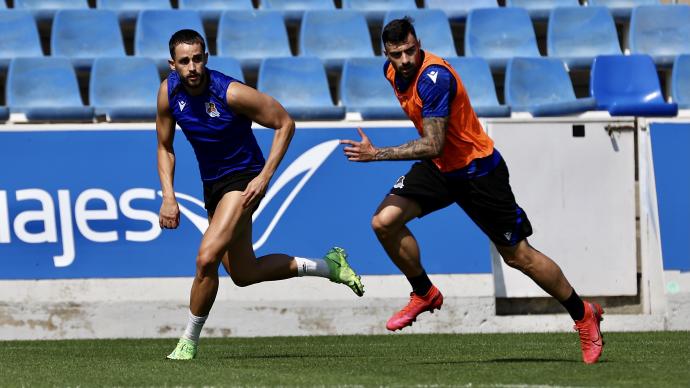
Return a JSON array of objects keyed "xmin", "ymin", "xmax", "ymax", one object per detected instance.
[
  {"xmin": 295, "ymin": 257, "xmax": 331, "ymax": 278},
  {"xmin": 182, "ymin": 310, "xmax": 208, "ymax": 344}
]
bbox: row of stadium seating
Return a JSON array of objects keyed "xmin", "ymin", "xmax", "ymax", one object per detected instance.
[{"xmin": 1, "ymin": 54, "xmax": 687, "ymax": 122}]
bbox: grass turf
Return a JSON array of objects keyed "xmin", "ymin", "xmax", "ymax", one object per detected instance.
[{"xmin": 1, "ymin": 332, "xmax": 688, "ymax": 387}]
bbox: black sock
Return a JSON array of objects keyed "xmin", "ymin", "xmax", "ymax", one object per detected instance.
[
  {"xmin": 561, "ymin": 289, "xmax": 585, "ymax": 321},
  {"xmin": 407, "ymin": 271, "xmax": 432, "ymax": 296}
]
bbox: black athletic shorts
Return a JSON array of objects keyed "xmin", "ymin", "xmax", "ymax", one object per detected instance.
[
  {"xmin": 388, "ymin": 155, "xmax": 533, "ymax": 247},
  {"xmin": 203, "ymin": 169, "xmax": 261, "ymax": 214}
]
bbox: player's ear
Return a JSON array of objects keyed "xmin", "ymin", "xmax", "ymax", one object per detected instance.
[
  {"xmin": 203, "ymin": 52, "xmax": 208, "ymax": 65},
  {"xmin": 168, "ymin": 58, "xmax": 175, "ymax": 71}
]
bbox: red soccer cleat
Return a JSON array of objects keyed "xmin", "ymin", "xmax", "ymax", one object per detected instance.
[
  {"xmin": 386, "ymin": 285, "xmax": 443, "ymax": 331},
  {"xmin": 574, "ymin": 301, "xmax": 605, "ymax": 364}
]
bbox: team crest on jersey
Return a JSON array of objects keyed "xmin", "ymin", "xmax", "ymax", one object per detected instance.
[
  {"xmin": 393, "ymin": 175, "xmax": 405, "ymax": 189},
  {"xmin": 205, "ymin": 102, "xmax": 220, "ymax": 118}
]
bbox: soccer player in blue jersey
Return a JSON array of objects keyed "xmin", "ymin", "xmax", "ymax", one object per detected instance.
[{"xmin": 157, "ymin": 29, "xmax": 364, "ymax": 360}]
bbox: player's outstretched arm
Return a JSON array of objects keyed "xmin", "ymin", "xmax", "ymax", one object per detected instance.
[{"xmin": 155, "ymin": 80, "xmax": 180, "ymax": 229}]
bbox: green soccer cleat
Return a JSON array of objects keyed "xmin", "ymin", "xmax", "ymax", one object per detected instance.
[
  {"xmin": 166, "ymin": 338, "xmax": 197, "ymax": 360},
  {"xmin": 324, "ymin": 247, "xmax": 364, "ymax": 297}
]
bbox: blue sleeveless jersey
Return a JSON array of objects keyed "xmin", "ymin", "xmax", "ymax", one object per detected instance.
[{"xmin": 168, "ymin": 69, "xmax": 265, "ymax": 182}]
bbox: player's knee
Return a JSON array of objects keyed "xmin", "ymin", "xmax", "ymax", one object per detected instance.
[
  {"xmin": 229, "ymin": 271, "xmax": 256, "ymax": 287},
  {"xmin": 500, "ymin": 248, "xmax": 533, "ymax": 272},
  {"xmin": 195, "ymin": 248, "xmax": 219, "ymax": 275},
  {"xmin": 371, "ymin": 214, "xmax": 396, "ymax": 239}
]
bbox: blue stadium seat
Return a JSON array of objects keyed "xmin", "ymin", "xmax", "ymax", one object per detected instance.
[
  {"xmin": 505, "ymin": 57, "xmax": 596, "ymax": 116},
  {"xmin": 90, "ymin": 57, "xmax": 159, "ymax": 122},
  {"xmin": 217, "ymin": 11, "xmax": 291, "ymax": 71},
  {"xmin": 588, "ymin": 0, "xmax": 660, "ymax": 20},
  {"xmin": 342, "ymin": 0, "xmax": 417, "ymax": 24},
  {"xmin": 629, "ymin": 5, "xmax": 690, "ymax": 67},
  {"xmin": 424, "ymin": 0, "xmax": 497, "ymax": 22},
  {"xmin": 383, "ymin": 10, "xmax": 457, "ymax": 58},
  {"xmin": 179, "ymin": 0, "xmax": 253, "ymax": 22},
  {"xmin": 547, "ymin": 6, "xmax": 621, "ymax": 69},
  {"xmin": 135, "ymin": 10, "xmax": 205, "ymax": 69},
  {"xmin": 14, "ymin": 0, "xmax": 88, "ymax": 22},
  {"xmin": 260, "ymin": 0, "xmax": 335, "ymax": 23},
  {"xmin": 590, "ymin": 54, "xmax": 678, "ymax": 116},
  {"xmin": 506, "ymin": 0, "xmax": 579, "ymax": 20},
  {"xmin": 0, "ymin": 106, "xmax": 8, "ymax": 122},
  {"xmin": 0, "ymin": 1, "xmax": 6, "ymax": 8},
  {"xmin": 339, "ymin": 58, "xmax": 406, "ymax": 120},
  {"xmin": 7, "ymin": 58, "xmax": 94, "ymax": 122},
  {"xmin": 51, "ymin": 10, "xmax": 125, "ymax": 70},
  {"xmin": 672, "ymin": 54, "xmax": 690, "ymax": 109},
  {"xmin": 0, "ymin": 11, "xmax": 43, "ymax": 70},
  {"xmin": 465, "ymin": 8, "xmax": 540, "ymax": 70},
  {"xmin": 445, "ymin": 57, "xmax": 510, "ymax": 117},
  {"xmin": 258, "ymin": 57, "xmax": 345, "ymax": 120},
  {"xmin": 299, "ymin": 10, "xmax": 373, "ymax": 71},
  {"xmin": 206, "ymin": 56, "xmax": 245, "ymax": 83},
  {"xmin": 97, "ymin": 0, "xmax": 172, "ymax": 22}
]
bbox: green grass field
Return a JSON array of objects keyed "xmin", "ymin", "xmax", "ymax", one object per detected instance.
[{"xmin": 1, "ymin": 332, "xmax": 688, "ymax": 387}]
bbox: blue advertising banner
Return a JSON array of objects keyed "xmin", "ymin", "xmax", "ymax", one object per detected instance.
[{"xmin": 0, "ymin": 127, "xmax": 491, "ymax": 279}]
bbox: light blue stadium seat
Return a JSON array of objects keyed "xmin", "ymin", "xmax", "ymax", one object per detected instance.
[
  {"xmin": 206, "ymin": 56, "xmax": 245, "ymax": 83},
  {"xmin": 588, "ymin": 0, "xmax": 660, "ymax": 20},
  {"xmin": 217, "ymin": 11, "xmax": 291, "ymax": 71},
  {"xmin": 135, "ymin": 10, "xmax": 205, "ymax": 70},
  {"xmin": 506, "ymin": 0, "xmax": 579, "ymax": 20},
  {"xmin": 445, "ymin": 57, "xmax": 510, "ymax": 118},
  {"xmin": 51, "ymin": 10, "xmax": 125, "ymax": 70},
  {"xmin": 90, "ymin": 57, "xmax": 159, "ymax": 122},
  {"xmin": 14, "ymin": 0, "xmax": 88, "ymax": 22},
  {"xmin": 7, "ymin": 58, "xmax": 94, "ymax": 122},
  {"xmin": 465, "ymin": 8, "xmax": 540, "ymax": 70},
  {"xmin": 97, "ymin": 0, "xmax": 172, "ymax": 22},
  {"xmin": 179, "ymin": 0, "xmax": 253, "ymax": 22},
  {"xmin": 383, "ymin": 10, "xmax": 456, "ymax": 58},
  {"xmin": 299, "ymin": 10, "xmax": 373, "ymax": 71},
  {"xmin": 505, "ymin": 57, "xmax": 596, "ymax": 116},
  {"xmin": 260, "ymin": 0, "xmax": 334, "ymax": 23},
  {"xmin": 590, "ymin": 54, "xmax": 678, "ymax": 117},
  {"xmin": 547, "ymin": 6, "xmax": 621, "ymax": 69},
  {"xmin": 343, "ymin": 0, "xmax": 417, "ymax": 24},
  {"xmin": 0, "ymin": 11, "xmax": 43, "ymax": 70},
  {"xmin": 672, "ymin": 54, "xmax": 690, "ymax": 109},
  {"xmin": 339, "ymin": 58, "xmax": 406, "ymax": 120},
  {"xmin": 629, "ymin": 5, "xmax": 690, "ymax": 67},
  {"xmin": 424, "ymin": 0, "xmax": 497, "ymax": 22},
  {"xmin": 258, "ymin": 57, "xmax": 345, "ymax": 120}
]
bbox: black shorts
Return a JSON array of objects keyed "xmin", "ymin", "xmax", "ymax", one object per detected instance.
[
  {"xmin": 388, "ymin": 157, "xmax": 533, "ymax": 247},
  {"xmin": 203, "ymin": 169, "xmax": 260, "ymax": 214}
]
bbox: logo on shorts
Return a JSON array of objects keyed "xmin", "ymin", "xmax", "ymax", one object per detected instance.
[
  {"xmin": 393, "ymin": 176, "xmax": 405, "ymax": 189},
  {"xmin": 205, "ymin": 102, "xmax": 220, "ymax": 118},
  {"xmin": 504, "ymin": 232, "xmax": 513, "ymax": 241}
]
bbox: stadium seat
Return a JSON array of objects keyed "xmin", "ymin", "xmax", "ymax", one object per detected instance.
[
  {"xmin": 339, "ymin": 58, "xmax": 406, "ymax": 120},
  {"xmin": 506, "ymin": 0, "xmax": 579, "ymax": 20},
  {"xmin": 206, "ymin": 56, "xmax": 245, "ymax": 83},
  {"xmin": 424, "ymin": 0, "xmax": 498, "ymax": 22},
  {"xmin": 217, "ymin": 10, "xmax": 291, "ymax": 71},
  {"xmin": 0, "ymin": 107, "xmax": 8, "ymax": 122},
  {"xmin": 0, "ymin": 11, "xmax": 43, "ymax": 70},
  {"xmin": 260, "ymin": 0, "xmax": 335, "ymax": 23},
  {"xmin": 342, "ymin": 0, "xmax": 417, "ymax": 24},
  {"xmin": 465, "ymin": 8, "xmax": 540, "ymax": 70},
  {"xmin": 588, "ymin": 0, "xmax": 660, "ymax": 20},
  {"xmin": 14, "ymin": 0, "xmax": 88, "ymax": 22},
  {"xmin": 445, "ymin": 57, "xmax": 510, "ymax": 118},
  {"xmin": 7, "ymin": 57, "xmax": 94, "ymax": 122},
  {"xmin": 299, "ymin": 10, "xmax": 373, "ymax": 71},
  {"xmin": 672, "ymin": 54, "xmax": 690, "ymax": 109},
  {"xmin": 547, "ymin": 6, "xmax": 621, "ymax": 69},
  {"xmin": 135, "ymin": 10, "xmax": 205, "ymax": 70},
  {"xmin": 383, "ymin": 10, "xmax": 457, "ymax": 58},
  {"xmin": 0, "ymin": 1, "xmax": 5, "ymax": 8},
  {"xmin": 179, "ymin": 0, "xmax": 253, "ymax": 23},
  {"xmin": 258, "ymin": 57, "xmax": 345, "ymax": 120},
  {"xmin": 590, "ymin": 54, "xmax": 678, "ymax": 116},
  {"xmin": 90, "ymin": 57, "xmax": 159, "ymax": 122},
  {"xmin": 51, "ymin": 10, "xmax": 125, "ymax": 70},
  {"xmin": 629, "ymin": 5, "xmax": 690, "ymax": 67},
  {"xmin": 505, "ymin": 57, "xmax": 596, "ymax": 117},
  {"xmin": 97, "ymin": 0, "xmax": 172, "ymax": 23}
]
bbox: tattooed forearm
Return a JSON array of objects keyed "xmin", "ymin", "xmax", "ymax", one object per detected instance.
[{"xmin": 374, "ymin": 117, "xmax": 448, "ymax": 161}]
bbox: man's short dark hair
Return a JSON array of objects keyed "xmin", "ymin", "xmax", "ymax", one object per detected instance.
[
  {"xmin": 381, "ymin": 17, "xmax": 417, "ymax": 46},
  {"xmin": 169, "ymin": 29, "xmax": 206, "ymax": 59}
]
